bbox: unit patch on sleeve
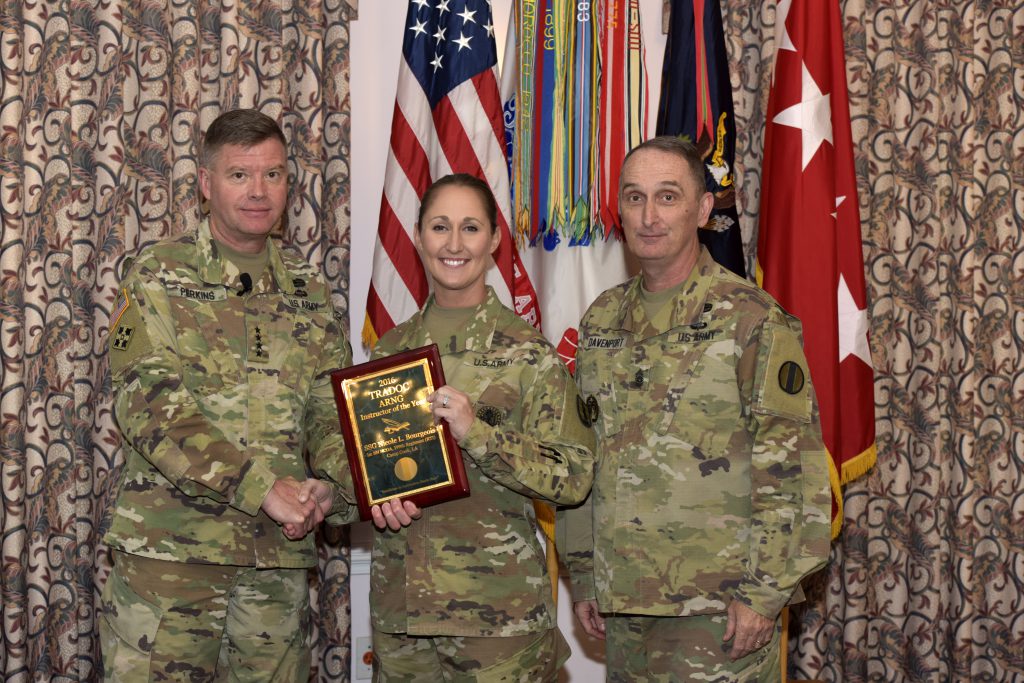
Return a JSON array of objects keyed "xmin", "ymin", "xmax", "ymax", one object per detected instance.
[
  {"xmin": 111, "ymin": 325, "xmax": 134, "ymax": 351},
  {"xmin": 778, "ymin": 361, "xmax": 805, "ymax": 395},
  {"xmin": 107, "ymin": 287, "xmax": 154, "ymax": 371},
  {"xmin": 576, "ymin": 395, "xmax": 600, "ymax": 428},
  {"xmin": 754, "ymin": 322, "xmax": 813, "ymax": 422}
]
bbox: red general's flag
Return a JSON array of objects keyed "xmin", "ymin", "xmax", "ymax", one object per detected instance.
[{"xmin": 757, "ymin": 0, "xmax": 876, "ymax": 538}]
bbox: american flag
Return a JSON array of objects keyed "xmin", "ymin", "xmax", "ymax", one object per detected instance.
[{"xmin": 363, "ymin": 0, "xmax": 540, "ymax": 346}]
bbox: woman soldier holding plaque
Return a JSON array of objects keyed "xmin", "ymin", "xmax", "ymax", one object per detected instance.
[{"xmin": 367, "ymin": 173, "xmax": 597, "ymax": 681}]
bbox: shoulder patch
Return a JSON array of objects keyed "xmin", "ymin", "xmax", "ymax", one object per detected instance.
[
  {"xmin": 561, "ymin": 383, "xmax": 596, "ymax": 449},
  {"xmin": 476, "ymin": 404, "xmax": 505, "ymax": 427},
  {"xmin": 753, "ymin": 322, "xmax": 812, "ymax": 422},
  {"xmin": 110, "ymin": 288, "xmax": 131, "ymax": 329},
  {"xmin": 108, "ymin": 289, "xmax": 154, "ymax": 371}
]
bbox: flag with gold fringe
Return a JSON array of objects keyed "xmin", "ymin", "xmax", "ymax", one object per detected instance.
[{"xmin": 757, "ymin": 0, "xmax": 876, "ymax": 539}]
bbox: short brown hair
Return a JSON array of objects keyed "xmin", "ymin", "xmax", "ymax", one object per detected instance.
[
  {"xmin": 417, "ymin": 173, "xmax": 498, "ymax": 234},
  {"xmin": 200, "ymin": 109, "xmax": 287, "ymax": 167},
  {"xmin": 620, "ymin": 136, "xmax": 706, "ymax": 194}
]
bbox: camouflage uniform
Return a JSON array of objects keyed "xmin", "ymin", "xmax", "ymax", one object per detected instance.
[
  {"xmin": 100, "ymin": 218, "xmax": 352, "ymax": 681},
  {"xmin": 367, "ymin": 287, "xmax": 595, "ymax": 679},
  {"xmin": 562, "ymin": 247, "xmax": 830, "ymax": 681}
]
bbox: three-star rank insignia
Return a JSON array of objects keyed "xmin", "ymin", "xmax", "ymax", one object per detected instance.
[
  {"xmin": 111, "ymin": 325, "xmax": 134, "ymax": 351},
  {"xmin": 577, "ymin": 395, "xmax": 600, "ymax": 427},
  {"xmin": 476, "ymin": 405, "xmax": 504, "ymax": 427}
]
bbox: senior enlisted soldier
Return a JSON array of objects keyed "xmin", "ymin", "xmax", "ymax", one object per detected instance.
[
  {"xmin": 561, "ymin": 136, "xmax": 831, "ymax": 682},
  {"xmin": 100, "ymin": 109, "xmax": 352, "ymax": 682}
]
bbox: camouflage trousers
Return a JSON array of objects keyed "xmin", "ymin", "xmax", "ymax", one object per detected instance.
[
  {"xmin": 372, "ymin": 627, "xmax": 570, "ymax": 682},
  {"xmin": 605, "ymin": 612, "xmax": 782, "ymax": 683},
  {"xmin": 99, "ymin": 550, "xmax": 310, "ymax": 682}
]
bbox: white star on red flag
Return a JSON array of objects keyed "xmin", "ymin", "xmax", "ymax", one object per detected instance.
[
  {"xmin": 772, "ymin": 62, "xmax": 833, "ymax": 170},
  {"xmin": 837, "ymin": 274, "xmax": 871, "ymax": 365}
]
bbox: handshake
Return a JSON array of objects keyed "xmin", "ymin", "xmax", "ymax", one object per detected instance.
[
  {"xmin": 260, "ymin": 477, "xmax": 423, "ymax": 538},
  {"xmin": 260, "ymin": 477, "xmax": 334, "ymax": 540}
]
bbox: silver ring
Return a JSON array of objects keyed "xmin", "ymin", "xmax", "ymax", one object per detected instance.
[{"xmin": 441, "ymin": 394, "xmax": 449, "ymax": 408}]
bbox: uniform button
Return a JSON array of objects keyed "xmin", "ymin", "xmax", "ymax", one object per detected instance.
[{"xmin": 633, "ymin": 370, "xmax": 645, "ymax": 388}]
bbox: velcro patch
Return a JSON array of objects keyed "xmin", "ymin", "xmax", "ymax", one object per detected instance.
[
  {"xmin": 576, "ymin": 395, "xmax": 593, "ymax": 427},
  {"xmin": 562, "ymin": 385, "xmax": 597, "ymax": 449},
  {"xmin": 754, "ymin": 323, "xmax": 812, "ymax": 422},
  {"xmin": 108, "ymin": 287, "xmax": 154, "ymax": 371},
  {"xmin": 778, "ymin": 361, "xmax": 805, "ymax": 395},
  {"xmin": 111, "ymin": 325, "xmax": 134, "ymax": 351},
  {"xmin": 111, "ymin": 289, "xmax": 131, "ymax": 329},
  {"xmin": 476, "ymin": 404, "xmax": 505, "ymax": 427}
]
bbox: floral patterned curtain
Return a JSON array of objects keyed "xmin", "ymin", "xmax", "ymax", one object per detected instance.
[
  {"xmin": 4, "ymin": 0, "xmax": 1022, "ymax": 681},
  {"xmin": 722, "ymin": 1, "xmax": 1024, "ymax": 680},
  {"xmin": 0, "ymin": 0, "xmax": 356, "ymax": 679}
]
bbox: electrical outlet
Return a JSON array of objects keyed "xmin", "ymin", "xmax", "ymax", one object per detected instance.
[{"xmin": 355, "ymin": 636, "xmax": 373, "ymax": 680}]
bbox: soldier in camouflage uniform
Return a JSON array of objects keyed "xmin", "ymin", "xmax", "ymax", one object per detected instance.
[
  {"xmin": 100, "ymin": 110, "xmax": 352, "ymax": 682},
  {"xmin": 561, "ymin": 137, "xmax": 831, "ymax": 682},
  {"xmin": 362, "ymin": 174, "xmax": 596, "ymax": 681}
]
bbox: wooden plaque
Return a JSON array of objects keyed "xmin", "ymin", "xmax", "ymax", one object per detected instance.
[{"xmin": 330, "ymin": 344, "xmax": 469, "ymax": 521}]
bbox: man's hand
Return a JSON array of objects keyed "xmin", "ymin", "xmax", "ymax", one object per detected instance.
[
  {"xmin": 261, "ymin": 477, "xmax": 318, "ymax": 540},
  {"xmin": 282, "ymin": 478, "xmax": 336, "ymax": 538},
  {"xmin": 722, "ymin": 600, "xmax": 774, "ymax": 660},
  {"xmin": 370, "ymin": 498, "xmax": 422, "ymax": 531},
  {"xmin": 573, "ymin": 600, "xmax": 606, "ymax": 640},
  {"xmin": 296, "ymin": 478, "xmax": 335, "ymax": 518}
]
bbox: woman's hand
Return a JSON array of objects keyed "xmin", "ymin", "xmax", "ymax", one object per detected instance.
[
  {"xmin": 370, "ymin": 499, "xmax": 422, "ymax": 531},
  {"xmin": 428, "ymin": 385, "xmax": 474, "ymax": 441}
]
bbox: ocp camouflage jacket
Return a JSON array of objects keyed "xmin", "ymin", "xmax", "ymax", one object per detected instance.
[
  {"xmin": 104, "ymin": 219, "xmax": 351, "ymax": 569},
  {"xmin": 369, "ymin": 288, "xmax": 596, "ymax": 637},
  {"xmin": 562, "ymin": 247, "xmax": 831, "ymax": 620}
]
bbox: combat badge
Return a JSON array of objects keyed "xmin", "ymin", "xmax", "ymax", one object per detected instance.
[{"xmin": 476, "ymin": 404, "xmax": 504, "ymax": 427}]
